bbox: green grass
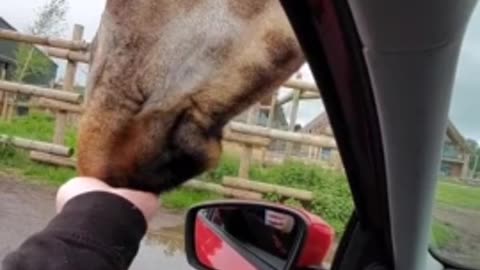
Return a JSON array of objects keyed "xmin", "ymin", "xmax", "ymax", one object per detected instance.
[
  {"xmin": 0, "ymin": 144, "xmax": 76, "ymax": 186},
  {"xmin": 0, "ymin": 111, "xmax": 77, "ymax": 185},
  {"xmin": 436, "ymin": 181, "xmax": 480, "ymax": 210},
  {"xmin": 0, "ymin": 111, "xmax": 77, "ymax": 149},
  {"xmin": 431, "ymin": 220, "xmax": 457, "ymax": 249},
  {"xmin": 161, "ymin": 187, "xmax": 222, "ymax": 210}
]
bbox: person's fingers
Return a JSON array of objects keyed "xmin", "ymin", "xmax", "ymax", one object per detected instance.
[{"xmin": 56, "ymin": 177, "xmax": 159, "ymax": 222}]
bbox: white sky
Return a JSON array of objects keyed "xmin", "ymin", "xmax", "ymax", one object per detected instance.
[{"xmin": 3, "ymin": 1, "xmax": 480, "ymax": 138}]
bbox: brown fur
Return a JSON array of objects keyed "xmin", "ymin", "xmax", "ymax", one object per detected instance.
[
  {"xmin": 228, "ymin": 1, "xmax": 269, "ymax": 20},
  {"xmin": 78, "ymin": 0, "xmax": 305, "ymax": 193}
]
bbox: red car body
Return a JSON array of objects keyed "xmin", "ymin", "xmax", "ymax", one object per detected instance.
[{"xmin": 194, "ymin": 208, "xmax": 334, "ymax": 269}]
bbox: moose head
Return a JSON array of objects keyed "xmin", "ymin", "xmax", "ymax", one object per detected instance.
[{"xmin": 77, "ymin": 0, "xmax": 304, "ymax": 194}]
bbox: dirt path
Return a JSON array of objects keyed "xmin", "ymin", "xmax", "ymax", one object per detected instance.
[
  {"xmin": 433, "ymin": 206, "xmax": 480, "ymax": 268},
  {"xmin": 0, "ymin": 175, "xmax": 192, "ymax": 269}
]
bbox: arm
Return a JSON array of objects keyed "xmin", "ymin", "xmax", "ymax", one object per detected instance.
[{"xmin": 2, "ymin": 178, "xmax": 157, "ymax": 270}]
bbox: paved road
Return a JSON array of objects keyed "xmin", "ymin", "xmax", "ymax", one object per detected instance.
[{"xmin": 0, "ymin": 175, "xmax": 192, "ymax": 270}]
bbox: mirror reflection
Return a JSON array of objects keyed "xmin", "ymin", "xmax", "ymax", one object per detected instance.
[{"xmin": 194, "ymin": 205, "xmax": 302, "ymax": 270}]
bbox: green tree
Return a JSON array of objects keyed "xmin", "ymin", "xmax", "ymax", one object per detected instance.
[
  {"xmin": 466, "ymin": 138, "xmax": 480, "ymax": 177},
  {"xmin": 13, "ymin": 44, "xmax": 53, "ymax": 83},
  {"xmin": 14, "ymin": 0, "xmax": 69, "ymax": 83}
]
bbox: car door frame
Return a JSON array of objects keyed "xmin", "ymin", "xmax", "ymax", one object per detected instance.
[
  {"xmin": 279, "ymin": 1, "xmax": 395, "ymax": 269},
  {"xmin": 280, "ymin": 1, "xmax": 477, "ymax": 270}
]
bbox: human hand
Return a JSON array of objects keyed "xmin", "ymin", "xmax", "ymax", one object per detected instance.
[
  {"xmin": 56, "ymin": 177, "xmax": 159, "ymax": 221},
  {"xmin": 265, "ymin": 210, "xmax": 295, "ymax": 233}
]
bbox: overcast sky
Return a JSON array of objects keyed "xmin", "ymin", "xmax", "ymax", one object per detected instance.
[{"xmin": 2, "ymin": 1, "xmax": 480, "ymax": 140}]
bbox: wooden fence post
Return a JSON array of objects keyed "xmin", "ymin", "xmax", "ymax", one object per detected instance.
[
  {"xmin": 238, "ymin": 105, "xmax": 259, "ymax": 178},
  {"xmin": 6, "ymin": 93, "xmax": 15, "ymax": 122},
  {"xmin": 471, "ymin": 154, "xmax": 479, "ymax": 178},
  {"xmin": 267, "ymin": 91, "xmax": 277, "ymax": 128},
  {"xmin": 288, "ymin": 89, "xmax": 302, "ymax": 130},
  {"xmin": 1, "ymin": 96, "xmax": 8, "ymax": 121},
  {"xmin": 0, "ymin": 66, "xmax": 6, "ymax": 120},
  {"xmin": 53, "ymin": 24, "xmax": 83, "ymax": 145},
  {"xmin": 285, "ymin": 89, "xmax": 302, "ymax": 157},
  {"xmin": 239, "ymin": 143, "xmax": 252, "ymax": 178}
]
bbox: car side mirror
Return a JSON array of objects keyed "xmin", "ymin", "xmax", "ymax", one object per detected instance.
[{"xmin": 185, "ymin": 200, "xmax": 334, "ymax": 270}]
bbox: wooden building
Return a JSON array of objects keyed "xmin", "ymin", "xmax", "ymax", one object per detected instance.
[
  {"xmin": 303, "ymin": 112, "xmax": 473, "ymax": 178},
  {"xmin": 441, "ymin": 121, "xmax": 473, "ymax": 178}
]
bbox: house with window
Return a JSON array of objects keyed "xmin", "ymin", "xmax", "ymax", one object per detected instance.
[
  {"xmin": 440, "ymin": 121, "xmax": 473, "ymax": 178},
  {"xmin": 303, "ymin": 112, "xmax": 473, "ymax": 178},
  {"xmin": 299, "ymin": 112, "xmax": 338, "ymax": 163},
  {"xmin": 0, "ymin": 17, "xmax": 57, "ymax": 86},
  {"xmin": 233, "ymin": 94, "xmax": 289, "ymax": 129}
]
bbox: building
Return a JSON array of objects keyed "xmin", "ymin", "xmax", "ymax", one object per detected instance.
[
  {"xmin": 301, "ymin": 112, "xmax": 337, "ymax": 163},
  {"xmin": 302, "ymin": 112, "xmax": 333, "ymax": 136},
  {"xmin": 440, "ymin": 121, "xmax": 473, "ymax": 178},
  {"xmin": 0, "ymin": 17, "xmax": 57, "ymax": 86},
  {"xmin": 233, "ymin": 94, "xmax": 289, "ymax": 129},
  {"xmin": 303, "ymin": 112, "xmax": 473, "ymax": 178}
]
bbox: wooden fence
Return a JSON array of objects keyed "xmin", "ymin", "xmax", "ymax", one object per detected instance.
[{"xmin": 0, "ymin": 25, "xmax": 87, "ymax": 163}]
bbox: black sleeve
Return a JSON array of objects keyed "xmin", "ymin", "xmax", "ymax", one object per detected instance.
[{"xmin": 2, "ymin": 191, "xmax": 147, "ymax": 270}]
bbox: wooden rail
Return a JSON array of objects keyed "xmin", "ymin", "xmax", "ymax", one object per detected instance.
[
  {"xmin": 34, "ymin": 98, "xmax": 83, "ymax": 113},
  {"xmin": 228, "ymin": 122, "xmax": 337, "ymax": 148},
  {"xmin": 0, "ymin": 29, "xmax": 89, "ymax": 51},
  {"xmin": 0, "ymin": 135, "xmax": 73, "ymax": 156},
  {"xmin": 277, "ymin": 91, "xmax": 320, "ymax": 106},
  {"xmin": 223, "ymin": 130, "xmax": 270, "ymax": 147},
  {"xmin": 223, "ymin": 177, "xmax": 313, "ymax": 201},
  {"xmin": 183, "ymin": 180, "xmax": 263, "ymax": 200},
  {"xmin": 284, "ymin": 79, "xmax": 319, "ymax": 93},
  {"xmin": 0, "ymin": 80, "xmax": 81, "ymax": 103},
  {"xmin": 30, "ymin": 151, "xmax": 77, "ymax": 168},
  {"xmin": 45, "ymin": 47, "xmax": 90, "ymax": 63}
]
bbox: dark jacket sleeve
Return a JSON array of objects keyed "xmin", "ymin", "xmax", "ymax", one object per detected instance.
[{"xmin": 2, "ymin": 191, "xmax": 147, "ymax": 270}]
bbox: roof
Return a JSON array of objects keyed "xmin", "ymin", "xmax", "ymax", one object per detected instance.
[
  {"xmin": 303, "ymin": 113, "xmax": 472, "ymax": 155},
  {"xmin": 0, "ymin": 17, "xmax": 16, "ymax": 31},
  {"xmin": 0, "ymin": 17, "xmax": 57, "ymax": 68},
  {"xmin": 446, "ymin": 120, "xmax": 473, "ymax": 154},
  {"xmin": 302, "ymin": 112, "xmax": 330, "ymax": 133},
  {"xmin": 0, "ymin": 17, "xmax": 17, "ymax": 64},
  {"xmin": 0, "ymin": 16, "xmax": 58, "ymax": 85}
]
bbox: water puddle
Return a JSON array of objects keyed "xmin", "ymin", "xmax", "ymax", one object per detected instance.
[{"xmin": 132, "ymin": 225, "xmax": 192, "ymax": 269}]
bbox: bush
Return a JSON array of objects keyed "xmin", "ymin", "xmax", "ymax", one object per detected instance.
[
  {"xmin": 162, "ymin": 187, "xmax": 222, "ymax": 210},
  {"xmin": 202, "ymin": 154, "xmax": 240, "ymax": 183},
  {"xmin": 251, "ymin": 161, "xmax": 353, "ymax": 233}
]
